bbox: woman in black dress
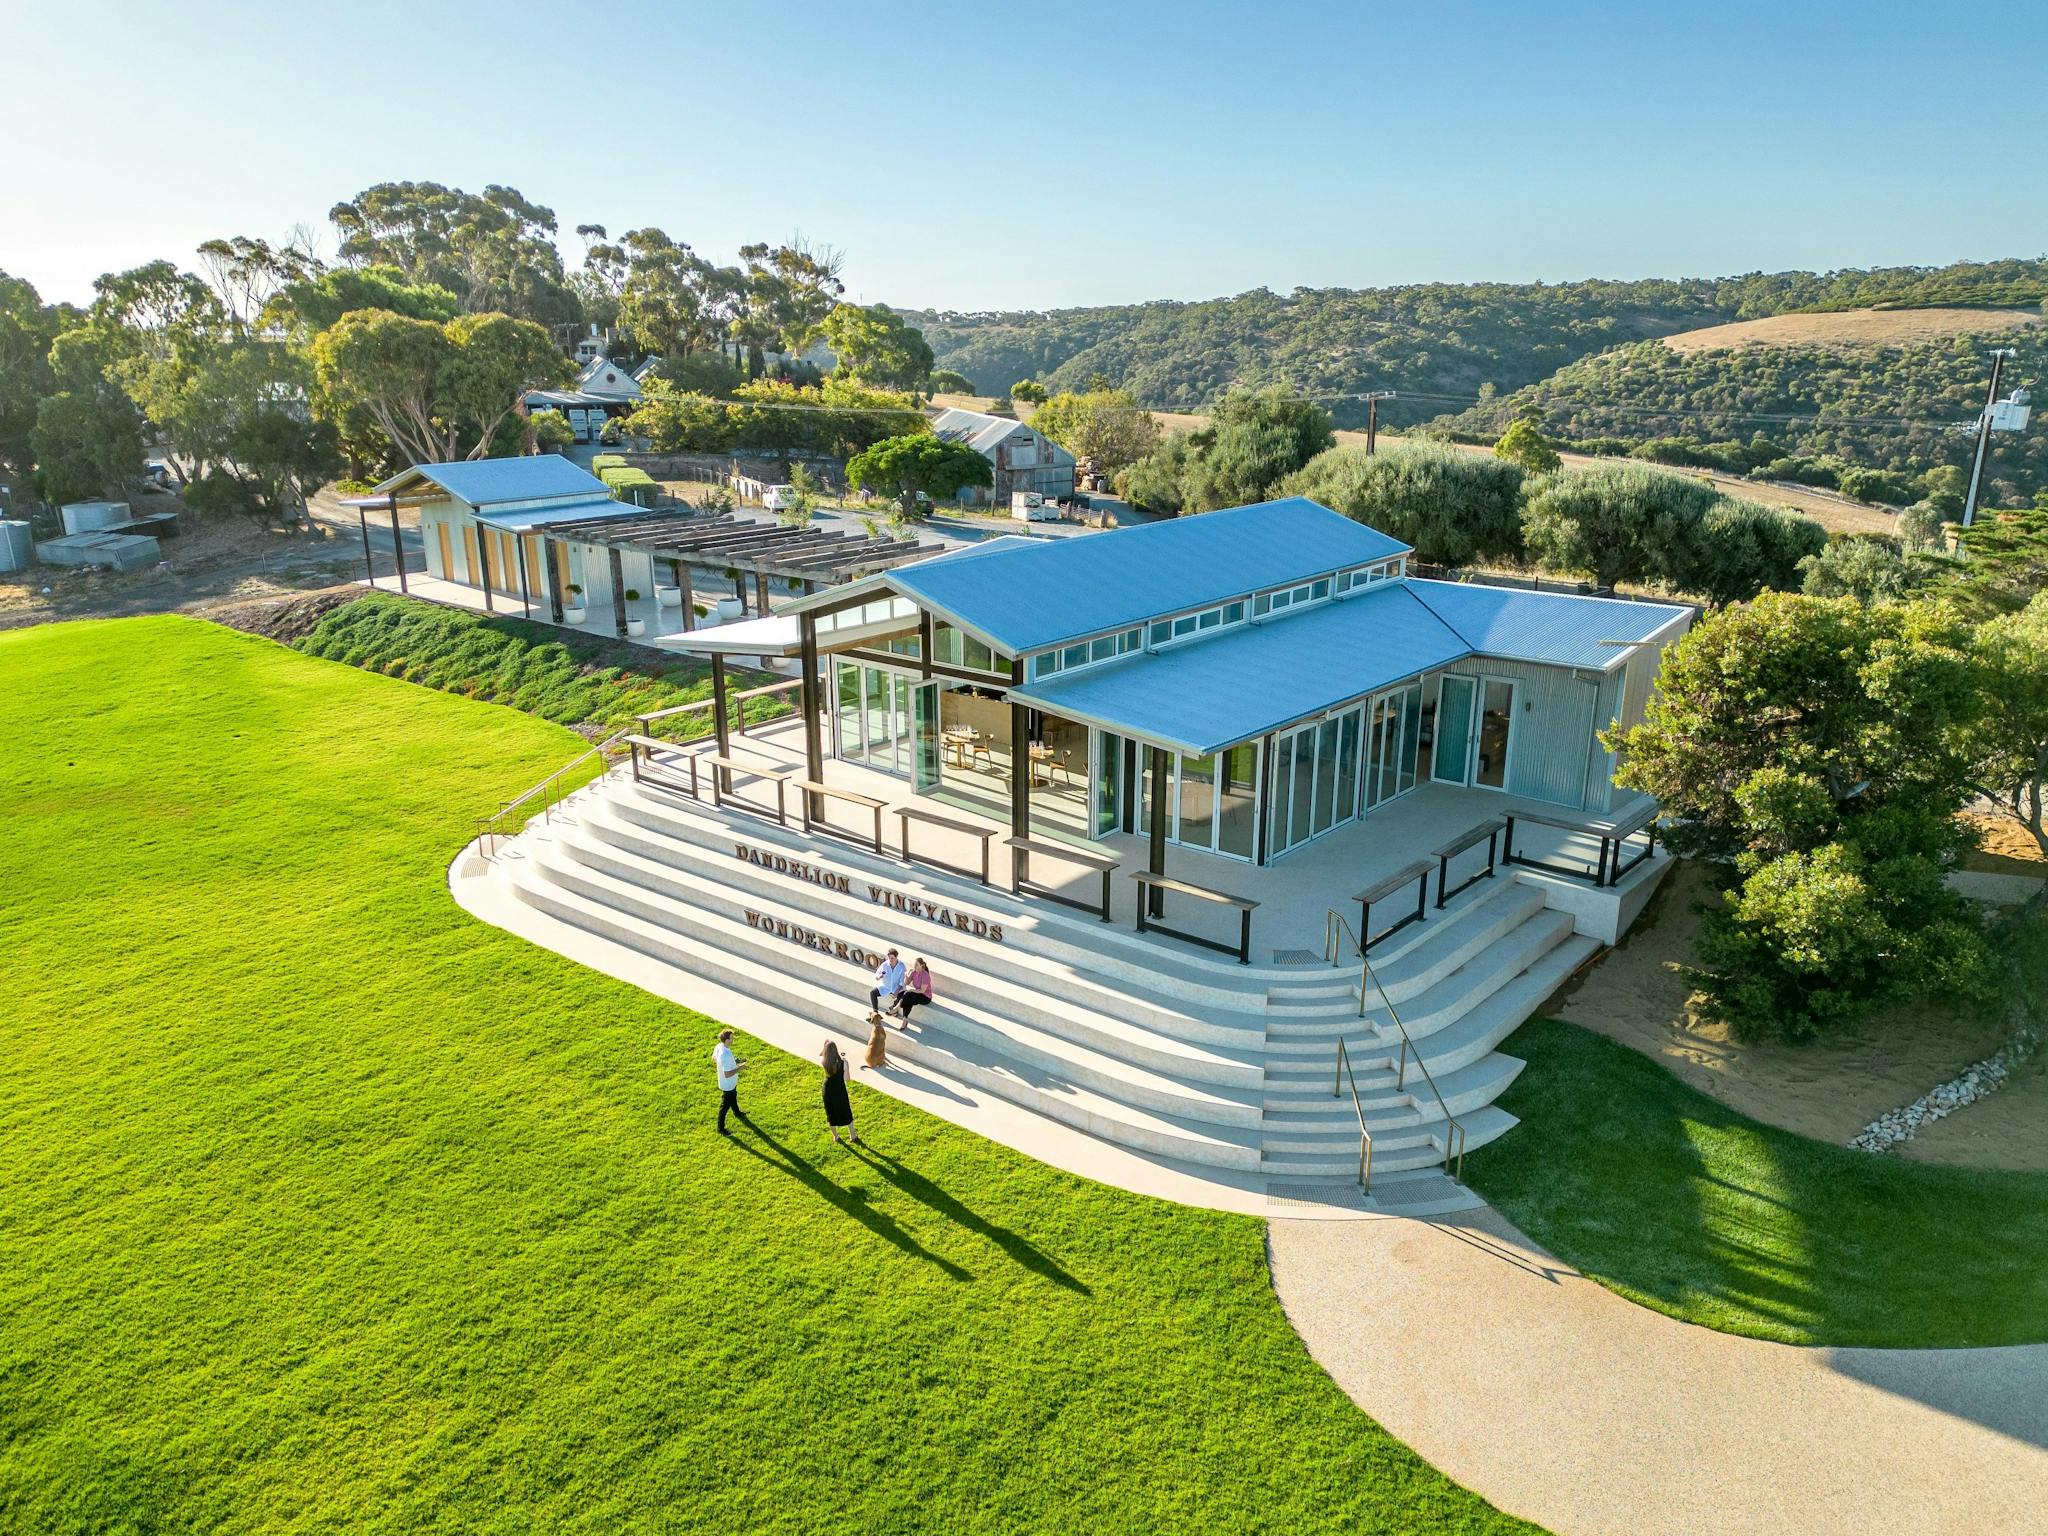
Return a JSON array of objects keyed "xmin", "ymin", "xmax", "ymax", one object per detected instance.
[{"xmin": 820, "ymin": 1039, "xmax": 861, "ymax": 1145}]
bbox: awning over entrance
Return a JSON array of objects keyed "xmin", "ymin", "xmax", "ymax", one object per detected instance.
[
  {"xmin": 652, "ymin": 613, "xmax": 803, "ymax": 657},
  {"xmin": 1008, "ymin": 583, "xmax": 1472, "ymax": 756}
]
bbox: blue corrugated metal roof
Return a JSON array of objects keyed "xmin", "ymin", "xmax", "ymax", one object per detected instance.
[
  {"xmin": 1008, "ymin": 584, "xmax": 1470, "ymax": 755},
  {"xmin": 374, "ymin": 456, "xmax": 611, "ymax": 507},
  {"xmin": 888, "ymin": 498, "xmax": 1410, "ymax": 654},
  {"xmin": 1406, "ymin": 580, "xmax": 1692, "ymax": 671}
]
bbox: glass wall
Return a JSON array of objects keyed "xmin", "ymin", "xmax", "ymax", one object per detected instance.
[
  {"xmin": 1266, "ymin": 683, "xmax": 1428, "ymax": 860},
  {"xmin": 832, "ymin": 657, "xmax": 917, "ymax": 777},
  {"xmin": 1094, "ymin": 732, "xmax": 1126, "ymax": 838}
]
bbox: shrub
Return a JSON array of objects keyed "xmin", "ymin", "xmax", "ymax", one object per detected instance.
[
  {"xmin": 1282, "ymin": 441, "xmax": 1525, "ymax": 565},
  {"xmin": 1521, "ymin": 461, "xmax": 1720, "ymax": 590}
]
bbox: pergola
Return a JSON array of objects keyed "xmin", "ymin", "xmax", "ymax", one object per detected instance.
[{"xmin": 512, "ymin": 508, "xmax": 940, "ymax": 632}]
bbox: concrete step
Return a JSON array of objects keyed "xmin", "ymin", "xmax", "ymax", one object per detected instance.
[
  {"xmin": 1259, "ymin": 1104, "xmax": 1519, "ymax": 1177},
  {"xmin": 1258, "ymin": 908, "xmax": 1580, "ymax": 1051},
  {"xmin": 506, "ymin": 856, "xmax": 1264, "ymax": 1171},
  {"xmin": 577, "ymin": 794, "xmax": 1268, "ymax": 1046},
  {"xmin": 519, "ymin": 844, "xmax": 1271, "ymax": 1135},
  {"xmin": 550, "ymin": 819, "xmax": 1266, "ymax": 1087},
  {"xmin": 604, "ymin": 777, "xmax": 1280, "ymax": 1006},
  {"xmin": 1348, "ymin": 935, "xmax": 1600, "ymax": 1081},
  {"xmin": 1261, "ymin": 1052, "xmax": 1526, "ymax": 1131}
]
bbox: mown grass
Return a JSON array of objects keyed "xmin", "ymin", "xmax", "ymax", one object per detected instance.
[
  {"xmin": 0, "ymin": 616, "xmax": 1532, "ymax": 1535},
  {"xmin": 294, "ymin": 591, "xmax": 784, "ymax": 736},
  {"xmin": 1467, "ymin": 1017, "xmax": 2048, "ymax": 1347}
]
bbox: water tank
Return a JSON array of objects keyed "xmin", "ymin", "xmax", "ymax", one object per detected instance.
[
  {"xmin": 0, "ymin": 520, "xmax": 29, "ymax": 572},
  {"xmin": 60, "ymin": 500, "xmax": 131, "ymax": 535}
]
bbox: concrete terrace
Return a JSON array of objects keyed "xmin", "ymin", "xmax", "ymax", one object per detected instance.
[{"xmin": 656, "ymin": 714, "xmax": 1648, "ymax": 961}]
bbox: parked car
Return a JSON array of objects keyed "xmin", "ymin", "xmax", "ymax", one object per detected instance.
[{"xmin": 762, "ymin": 483, "xmax": 797, "ymax": 511}]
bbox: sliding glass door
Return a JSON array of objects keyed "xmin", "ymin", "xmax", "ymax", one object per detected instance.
[
  {"xmin": 831, "ymin": 658, "xmax": 920, "ymax": 778},
  {"xmin": 1139, "ymin": 741, "xmax": 1262, "ymax": 861},
  {"xmin": 1430, "ymin": 673, "xmax": 1516, "ymax": 791}
]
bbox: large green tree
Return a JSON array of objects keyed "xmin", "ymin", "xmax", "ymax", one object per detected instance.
[
  {"xmin": 329, "ymin": 181, "xmax": 579, "ymax": 327},
  {"xmin": 0, "ymin": 271, "xmax": 68, "ymax": 474},
  {"xmin": 822, "ymin": 303, "xmax": 933, "ymax": 391},
  {"xmin": 1969, "ymin": 593, "xmax": 2048, "ymax": 859},
  {"xmin": 1282, "ymin": 441, "xmax": 1524, "ymax": 564},
  {"xmin": 1521, "ymin": 461, "xmax": 1721, "ymax": 590},
  {"xmin": 848, "ymin": 433, "xmax": 990, "ymax": 519},
  {"xmin": 1028, "ymin": 387, "xmax": 1160, "ymax": 475},
  {"xmin": 1610, "ymin": 593, "xmax": 1992, "ymax": 1040},
  {"xmin": 311, "ymin": 308, "xmax": 565, "ymax": 465}
]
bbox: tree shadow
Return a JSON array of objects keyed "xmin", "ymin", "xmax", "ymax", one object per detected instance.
[
  {"xmin": 725, "ymin": 1120, "xmax": 973, "ymax": 1282},
  {"xmin": 849, "ymin": 1142, "xmax": 1091, "ymax": 1295}
]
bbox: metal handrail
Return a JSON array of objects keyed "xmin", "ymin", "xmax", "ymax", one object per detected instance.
[
  {"xmin": 1327, "ymin": 907, "xmax": 1468, "ymax": 1183},
  {"xmin": 476, "ymin": 727, "xmax": 633, "ymax": 856},
  {"xmin": 1332, "ymin": 1037, "xmax": 1375, "ymax": 1192}
]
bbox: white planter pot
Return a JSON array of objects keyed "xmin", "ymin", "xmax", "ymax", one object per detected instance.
[
  {"xmin": 716, "ymin": 596, "xmax": 744, "ymax": 621},
  {"xmin": 656, "ymin": 585, "xmax": 682, "ymax": 608},
  {"xmin": 564, "ymin": 604, "xmax": 587, "ymax": 624},
  {"xmin": 626, "ymin": 617, "xmax": 647, "ymax": 638}
]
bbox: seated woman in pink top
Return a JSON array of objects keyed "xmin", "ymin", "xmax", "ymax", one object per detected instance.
[{"xmin": 892, "ymin": 959, "xmax": 935, "ymax": 1023}]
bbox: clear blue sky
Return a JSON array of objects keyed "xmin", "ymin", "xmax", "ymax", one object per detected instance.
[{"xmin": 8, "ymin": 0, "xmax": 2042, "ymax": 312}]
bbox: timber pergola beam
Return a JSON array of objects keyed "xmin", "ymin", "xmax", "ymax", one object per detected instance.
[{"xmin": 524, "ymin": 509, "xmax": 934, "ymax": 587}]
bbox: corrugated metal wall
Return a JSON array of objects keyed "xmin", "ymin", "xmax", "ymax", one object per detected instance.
[{"xmin": 1436, "ymin": 659, "xmax": 1604, "ymax": 809}]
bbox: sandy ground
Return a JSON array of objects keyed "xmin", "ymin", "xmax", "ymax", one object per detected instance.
[
  {"xmin": 0, "ymin": 488, "xmax": 411, "ymax": 631},
  {"xmin": 1965, "ymin": 812, "xmax": 2048, "ymax": 876},
  {"xmin": 1548, "ymin": 859, "xmax": 2041, "ymax": 1168},
  {"xmin": 1663, "ymin": 307, "xmax": 2042, "ymax": 355}
]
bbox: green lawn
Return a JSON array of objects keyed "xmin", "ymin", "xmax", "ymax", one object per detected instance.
[
  {"xmin": 294, "ymin": 591, "xmax": 784, "ymax": 735},
  {"xmin": 1467, "ymin": 1018, "xmax": 2048, "ymax": 1348},
  {"xmin": 0, "ymin": 617, "xmax": 1531, "ymax": 1535}
]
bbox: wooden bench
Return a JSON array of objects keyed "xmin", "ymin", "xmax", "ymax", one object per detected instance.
[
  {"xmin": 1004, "ymin": 835, "xmax": 1118, "ymax": 921},
  {"xmin": 1129, "ymin": 870, "xmax": 1258, "ymax": 964},
  {"xmin": 1354, "ymin": 858, "xmax": 1433, "ymax": 952},
  {"xmin": 730, "ymin": 677, "xmax": 804, "ymax": 737},
  {"xmin": 793, "ymin": 778, "xmax": 885, "ymax": 853},
  {"xmin": 702, "ymin": 754, "xmax": 791, "ymax": 824},
  {"xmin": 1504, "ymin": 804, "xmax": 1660, "ymax": 887},
  {"xmin": 1431, "ymin": 816, "xmax": 1506, "ymax": 908},
  {"xmin": 622, "ymin": 733, "xmax": 702, "ymax": 799},
  {"xmin": 900, "ymin": 806, "xmax": 1000, "ymax": 884}
]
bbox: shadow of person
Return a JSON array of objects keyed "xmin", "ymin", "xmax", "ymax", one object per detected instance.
[
  {"xmin": 728, "ymin": 1121, "xmax": 973, "ymax": 1283},
  {"xmin": 849, "ymin": 1142, "xmax": 1091, "ymax": 1295}
]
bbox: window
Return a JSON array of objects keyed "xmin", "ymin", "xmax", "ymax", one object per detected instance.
[
  {"xmin": 1198, "ymin": 609, "xmax": 1221, "ymax": 631},
  {"xmin": 1118, "ymin": 628, "xmax": 1144, "ymax": 653},
  {"xmin": 1150, "ymin": 619, "xmax": 1171, "ymax": 645},
  {"xmin": 1311, "ymin": 578, "xmax": 1330, "ymax": 600},
  {"xmin": 1173, "ymin": 614, "xmax": 1197, "ymax": 638},
  {"xmin": 1224, "ymin": 602, "xmax": 1244, "ymax": 624},
  {"xmin": 1090, "ymin": 634, "xmax": 1117, "ymax": 662},
  {"xmin": 1253, "ymin": 593, "xmax": 1272, "ymax": 616}
]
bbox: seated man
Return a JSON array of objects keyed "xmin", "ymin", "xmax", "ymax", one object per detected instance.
[{"xmin": 867, "ymin": 947, "xmax": 906, "ymax": 1025}]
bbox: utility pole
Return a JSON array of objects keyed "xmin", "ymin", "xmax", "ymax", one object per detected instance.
[
  {"xmin": 1962, "ymin": 347, "xmax": 2018, "ymax": 530},
  {"xmin": 1361, "ymin": 390, "xmax": 1396, "ymax": 454}
]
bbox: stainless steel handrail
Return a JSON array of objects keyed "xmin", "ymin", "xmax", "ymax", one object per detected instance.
[
  {"xmin": 476, "ymin": 727, "xmax": 633, "ymax": 856},
  {"xmin": 1326, "ymin": 907, "xmax": 1468, "ymax": 1182},
  {"xmin": 1332, "ymin": 1037, "xmax": 1375, "ymax": 1192}
]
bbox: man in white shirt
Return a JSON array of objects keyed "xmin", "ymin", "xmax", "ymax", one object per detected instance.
[
  {"xmin": 868, "ymin": 948, "xmax": 906, "ymax": 1025},
  {"xmin": 713, "ymin": 1028, "xmax": 747, "ymax": 1136}
]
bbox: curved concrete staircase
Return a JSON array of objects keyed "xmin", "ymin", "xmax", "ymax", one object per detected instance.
[{"xmin": 474, "ymin": 773, "xmax": 1609, "ymax": 1216}]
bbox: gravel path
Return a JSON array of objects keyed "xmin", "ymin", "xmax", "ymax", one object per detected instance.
[{"xmin": 1269, "ymin": 1207, "xmax": 2048, "ymax": 1536}]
